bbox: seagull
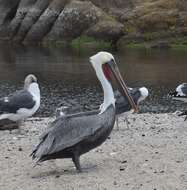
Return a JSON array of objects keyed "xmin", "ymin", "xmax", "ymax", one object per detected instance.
[
  {"xmin": 55, "ymin": 87, "xmax": 148, "ymax": 130},
  {"xmin": 169, "ymin": 83, "xmax": 187, "ymax": 120},
  {"xmin": 169, "ymin": 83, "xmax": 187, "ymax": 102},
  {"xmin": 55, "ymin": 106, "xmax": 69, "ymax": 118},
  {"xmin": 31, "ymin": 52, "xmax": 138, "ymax": 172},
  {"xmin": 0, "ymin": 74, "xmax": 40, "ymax": 126},
  {"xmin": 115, "ymin": 87, "xmax": 149, "ymax": 129}
]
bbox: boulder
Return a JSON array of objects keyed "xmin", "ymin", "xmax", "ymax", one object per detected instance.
[
  {"xmin": 45, "ymin": 0, "xmax": 102, "ymax": 41},
  {"xmin": 24, "ymin": 0, "xmax": 68, "ymax": 43},
  {"xmin": 6, "ymin": 0, "xmax": 37, "ymax": 40},
  {"xmin": 13, "ymin": 0, "xmax": 52, "ymax": 42},
  {"xmin": 0, "ymin": 0, "xmax": 187, "ymax": 45},
  {"xmin": 85, "ymin": 19, "xmax": 124, "ymax": 42},
  {"xmin": 0, "ymin": 0, "xmax": 20, "ymax": 27}
]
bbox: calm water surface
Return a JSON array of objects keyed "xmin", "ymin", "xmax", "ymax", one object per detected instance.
[{"xmin": 0, "ymin": 45, "xmax": 187, "ymax": 116}]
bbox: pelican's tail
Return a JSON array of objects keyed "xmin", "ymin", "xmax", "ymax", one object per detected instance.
[{"xmin": 31, "ymin": 132, "xmax": 55, "ymax": 163}]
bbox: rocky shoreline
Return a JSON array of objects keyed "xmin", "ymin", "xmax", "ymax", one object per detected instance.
[
  {"xmin": 0, "ymin": 0, "xmax": 186, "ymax": 48},
  {"xmin": 1, "ymin": 113, "xmax": 187, "ymax": 189},
  {"xmin": 0, "ymin": 81, "xmax": 187, "ymax": 118}
]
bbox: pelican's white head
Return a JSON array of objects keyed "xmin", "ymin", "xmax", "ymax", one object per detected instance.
[
  {"xmin": 90, "ymin": 52, "xmax": 115, "ymax": 66},
  {"xmin": 90, "ymin": 51, "xmax": 138, "ymax": 113},
  {"xmin": 90, "ymin": 52, "xmax": 115, "ymax": 81}
]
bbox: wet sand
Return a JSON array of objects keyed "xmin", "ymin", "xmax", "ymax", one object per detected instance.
[{"xmin": 0, "ymin": 113, "xmax": 187, "ymax": 190}]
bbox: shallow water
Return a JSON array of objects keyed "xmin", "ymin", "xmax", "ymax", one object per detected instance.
[{"xmin": 0, "ymin": 44, "xmax": 187, "ymax": 116}]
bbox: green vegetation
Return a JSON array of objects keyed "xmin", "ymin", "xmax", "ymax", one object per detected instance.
[
  {"xmin": 170, "ymin": 37, "xmax": 187, "ymax": 51},
  {"xmin": 171, "ymin": 37, "xmax": 187, "ymax": 45},
  {"xmin": 70, "ymin": 36, "xmax": 113, "ymax": 51},
  {"xmin": 119, "ymin": 35, "xmax": 187, "ymax": 51},
  {"xmin": 125, "ymin": 43, "xmax": 146, "ymax": 49},
  {"xmin": 42, "ymin": 35, "xmax": 187, "ymax": 52},
  {"xmin": 171, "ymin": 44, "xmax": 187, "ymax": 51},
  {"xmin": 41, "ymin": 40, "xmax": 68, "ymax": 48}
]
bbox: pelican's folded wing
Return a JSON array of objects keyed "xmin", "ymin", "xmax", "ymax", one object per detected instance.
[{"xmin": 32, "ymin": 105, "xmax": 115, "ymax": 160}]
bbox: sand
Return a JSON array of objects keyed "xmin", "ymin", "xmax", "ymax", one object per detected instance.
[{"xmin": 0, "ymin": 113, "xmax": 187, "ymax": 190}]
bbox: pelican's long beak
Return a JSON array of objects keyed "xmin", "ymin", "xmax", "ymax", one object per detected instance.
[{"xmin": 107, "ymin": 60, "xmax": 138, "ymax": 113}]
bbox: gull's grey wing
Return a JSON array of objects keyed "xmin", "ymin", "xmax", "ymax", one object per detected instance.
[
  {"xmin": 181, "ymin": 83, "xmax": 187, "ymax": 95},
  {"xmin": 115, "ymin": 89, "xmax": 140, "ymax": 115},
  {"xmin": 0, "ymin": 90, "xmax": 35, "ymax": 114}
]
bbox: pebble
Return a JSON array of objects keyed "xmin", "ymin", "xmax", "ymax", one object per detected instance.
[
  {"xmin": 119, "ymin": 166, "xmax": 126, "ymax": 171},
  {"xmin": 0, "ymin": 82, "xmax": 186, "ymax": 118}
]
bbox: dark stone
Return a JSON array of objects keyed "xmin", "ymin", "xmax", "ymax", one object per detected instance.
[
  {"xmin": 46, "ymin": 0, "xmax": 101, "ymax": 41},
  {"xmin": 24, "ymin": 0, "xmax": 68, "ymax": 43},
  {"xmin": 0, "ymin": 119, "xmax": 19, "ymax": 130}
]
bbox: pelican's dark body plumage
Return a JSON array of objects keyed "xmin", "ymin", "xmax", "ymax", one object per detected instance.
[
  {"xmin": 32, "ymin": 105, "xmax": 115, "ymax": 170},
  {"xmin": 31, "ymin": 52, "xmax": 137, "ymax": 172}
]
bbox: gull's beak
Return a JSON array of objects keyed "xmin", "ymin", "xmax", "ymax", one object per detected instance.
[{"xmin": 107, "ymin": 60, "xmax": 138, "ymax": 113}]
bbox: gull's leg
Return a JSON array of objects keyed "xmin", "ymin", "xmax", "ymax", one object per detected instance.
[
  {"xmin": 124, "ymin": 116, "xmax": 130, "ymax": 130},
  {"xmin": 116, "ymin": 116, "xmax": 119, "ymax": 130}
]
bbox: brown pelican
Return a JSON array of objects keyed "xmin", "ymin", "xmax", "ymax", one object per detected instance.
[
  {"xmin": 0, "ymin": 74, "xmax": 40, "ymax": 124},
  {"xmin": 115, "ymin": 87, "xmax": 149, "ymax": 129},
  {"xmin": 169, "ymin": 83, "xmax": 187, "ymax": 120},
  {"xmin": 31, "ymin": 52, "xmax": 137, "ymax": 172}
]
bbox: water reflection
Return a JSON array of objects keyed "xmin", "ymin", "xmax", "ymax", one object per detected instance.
[{"xmin": 0, "ymin": 44, "xmax": 187, "ymax": 87}]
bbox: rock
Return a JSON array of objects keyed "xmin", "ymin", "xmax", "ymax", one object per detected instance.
[
  {"xmin": 85, "ymin": 19, "xmax": 124, "ymax": 42},
  {"xmin": 0, "ymin": 0, "xmax": 20, "ymax": 26},
  {"xmin": 119, "ymin": 166, "xmax": 126, "ymax": 171},
  {"xmin": 45, "ymin": 0, "xmax": 101, "ymax": 41},
  {"xmin": 24, "ymin": 0, "xmax": 68, "ymax": 43},
  {"xmin": 0, "ymin": 0, "xmax": 126, "ymax": 44},
  {"xmin": 6, "ymin": 0, "xmax": 37, "ymax": 40},
  {"xmin": 113, "ymin": 181, "xmax": 117, "ymax": 185},
  {"xmin": 0, "ymin": 119, "xmax": 19, "ymax": 130},
  {"xmin": 14, "ymin": 0, "xmax": 52, "ymax": 42},
  {"xmin": 0, "ymin": 0, "xmax": 187, "ymax": 46},
  {"xmin": 117, "ymin": 0, "xmax": 187, "ymax": 48},
  {"xmin": 18, "ymin": 147, "xmax": 23, "ymax": 151}
]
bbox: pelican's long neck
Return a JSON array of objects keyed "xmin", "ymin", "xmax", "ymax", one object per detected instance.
[{"xmin": 93, "ymin": 63, "xmax": 115, "ymax": 114}]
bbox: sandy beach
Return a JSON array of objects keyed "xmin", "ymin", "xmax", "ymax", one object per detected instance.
[{"xmin": 0, "ymin": 113, "xmax": 187, "ymax": 190}]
